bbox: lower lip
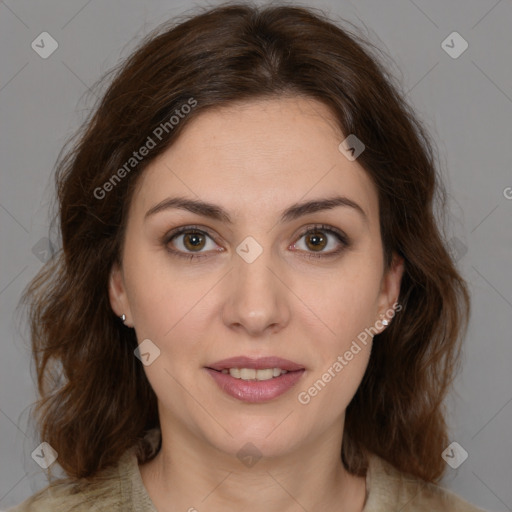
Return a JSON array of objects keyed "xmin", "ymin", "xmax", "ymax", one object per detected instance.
[{"xmin": 205, "ymin": 368, "xmax": 305, "ymax": 403}]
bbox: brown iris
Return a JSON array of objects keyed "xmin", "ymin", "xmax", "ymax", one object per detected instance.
[
  {"xmin": 183, "ymin": 232, "xmax": 206, "ymax": 251},
  {"xmin": 305, "ymin": 231, "xmax": 327, "ymax": 252}
]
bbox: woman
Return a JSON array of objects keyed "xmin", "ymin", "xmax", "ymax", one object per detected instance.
[{"xmin": 10, "ymin": 3, "xmax": 487, "ymax": 511}]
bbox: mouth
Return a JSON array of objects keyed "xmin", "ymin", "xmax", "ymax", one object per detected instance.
[{"xmin": 205, "ymin": 356, "xmax": 306, "ymax": 403}]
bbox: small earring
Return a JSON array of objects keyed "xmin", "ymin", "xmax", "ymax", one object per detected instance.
[
  {"xmin": 381, "ymin": 318, "xmax": 389, "ymax": 326},
  {"xmin": 120, "ymin": 314, "xmax": 126, "ymax": 323}
]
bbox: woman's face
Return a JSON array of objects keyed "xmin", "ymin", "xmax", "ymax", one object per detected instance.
[{"xmin": 109, "ymin": 96, "xmax": 403, "ymax": 460}]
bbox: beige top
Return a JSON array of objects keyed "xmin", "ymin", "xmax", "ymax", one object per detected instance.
[{"xmin": 7, "ymin": 430, "xmax": 487, "ymax": 512}]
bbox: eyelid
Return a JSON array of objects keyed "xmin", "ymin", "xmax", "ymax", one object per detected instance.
[{"xmin": 164, "ymin": 224, "xmax": 217, "ymax": 241}]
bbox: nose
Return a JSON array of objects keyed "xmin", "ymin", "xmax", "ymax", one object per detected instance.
[{"xmin": 221, "ymin": 246, "xmax": 291, "ymax": 337}]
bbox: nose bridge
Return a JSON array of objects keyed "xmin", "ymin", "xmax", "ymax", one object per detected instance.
[{"xmin": 222, "ymin": 239, "xmax": 290, "ymax": 335}]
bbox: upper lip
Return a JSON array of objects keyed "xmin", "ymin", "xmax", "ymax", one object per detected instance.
[{"xmin": 206, "ymin": 356, "xmax": 305, "ymax": 372}]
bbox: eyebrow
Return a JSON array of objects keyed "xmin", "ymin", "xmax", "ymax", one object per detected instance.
[{"xmin": 144, "ymin": 195, "xmax": 368, "ymax": 225}]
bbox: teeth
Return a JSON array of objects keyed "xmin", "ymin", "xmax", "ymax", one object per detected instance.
[
  {"xmin": 224, "ymin": 368, "xmax": 289, "ymax": 381},
  {"xmin": 240, "ymin": 368, "xmax": 256, "ymax": 380}
]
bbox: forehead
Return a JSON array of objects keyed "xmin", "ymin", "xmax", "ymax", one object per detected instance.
[{"xmin": 130, "ymin": 96, "xmax": 379, "ymax": 228}]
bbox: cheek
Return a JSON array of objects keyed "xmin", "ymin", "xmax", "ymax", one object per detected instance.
[
  {"xmin": 123, "ymin": 244, "xmax": 210, "ymax": 337},
  {"xmin": 308, "ymin": 347, "xmax": 371, "ymax": 418},
  {"xmin": 295, "ymin": 277, "xmax": 375, "ymax": 414},
  {"xmin": 292, "ymin": 263, "xmax": 382, "ymax": 347}
]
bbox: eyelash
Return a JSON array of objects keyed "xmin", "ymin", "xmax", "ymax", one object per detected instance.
[{"xmin": 162, "ymin": 224, "xmax": 350, "ymax": 261}]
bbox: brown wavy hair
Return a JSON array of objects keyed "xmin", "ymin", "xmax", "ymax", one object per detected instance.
[{"xmin": 19, "ymin": 1, "xmax": 470, "ymax": 484}]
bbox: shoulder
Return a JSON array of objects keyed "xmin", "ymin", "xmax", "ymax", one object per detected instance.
[
  {"xmin": 5, "ymin": 447, "xmax": 138, "ymax": 512},
  {"xmin": 6, "ymin": 429, "xmax": 161, "ymax": 512},
  {"xmin": 364, "ymin": 453, "xmax": 489, "ymax": 512}
]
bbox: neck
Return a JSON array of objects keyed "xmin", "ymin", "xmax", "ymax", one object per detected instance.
[{"xmin": 139, "ymin": 419, "xmax": 367, "ymax": 512}]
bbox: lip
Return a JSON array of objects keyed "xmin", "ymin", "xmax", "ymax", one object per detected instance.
[
  {"xmin": 205, "ymin": 367, "xmax": 306, "ymax": 403},
  {"xmin": 206, "ymin": 356, "xmax": 305, "ymax": 372}
]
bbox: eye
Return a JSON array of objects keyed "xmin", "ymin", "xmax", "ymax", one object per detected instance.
[
  {"xmin": 163, "ymin": 223, "xmax": 350, "ymax": 262},
  {"xmin": 291, "ymin": 224, "xmax": 349, "ymax": 258},
  {"xmin": 163, "ymin": 226, "xmax": 221, "ymax": 260}
]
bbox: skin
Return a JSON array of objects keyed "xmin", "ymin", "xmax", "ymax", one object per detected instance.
[{"xmin": 109, "ymin": 96, "xmax": 404, "ymax": 512}]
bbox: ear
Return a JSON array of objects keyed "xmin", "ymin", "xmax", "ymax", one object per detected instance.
[
  {"xmin": 374, "ymin": 252, "xmax": 405, "ymax": 333},
  {"xmin": 108, "ymin": 261, "xmax": 133, "ymax": 327}
]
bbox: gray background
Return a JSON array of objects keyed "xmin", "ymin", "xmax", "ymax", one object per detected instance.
[{"xmin": 1, "ymin": 0, "xmax": 511, "ymax": 510}]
